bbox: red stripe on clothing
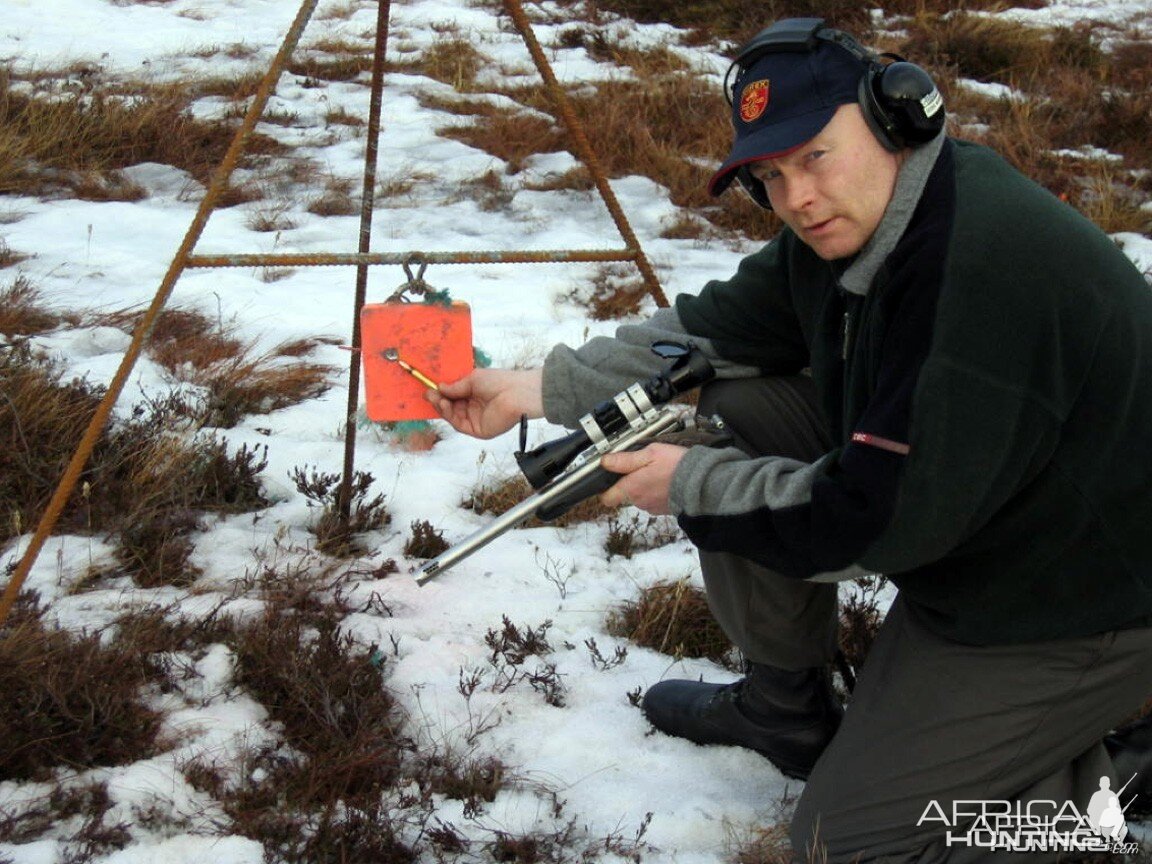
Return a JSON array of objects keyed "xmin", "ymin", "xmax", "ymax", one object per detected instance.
[{"xmin": 851, "ymin": 432, "xmax": 911, "ymax": 456}]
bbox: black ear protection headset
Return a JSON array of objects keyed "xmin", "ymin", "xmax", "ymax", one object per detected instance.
[{"xmin": 723, "ymin": 18, "xmax": 945, "ymax": 209}]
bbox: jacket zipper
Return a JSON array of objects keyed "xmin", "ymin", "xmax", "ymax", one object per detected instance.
[{"xmin": 841, "ymin": 298, "xmax": 855, "ymax": 361}]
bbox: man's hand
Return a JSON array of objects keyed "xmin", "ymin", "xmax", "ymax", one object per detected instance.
[
  {"xmin": 426, "ymin": 368, "xmax": 544, "ymax": 439},
  {"xmin": 598, "ymin": 443, "xmax": 688, "ymax": 515}
]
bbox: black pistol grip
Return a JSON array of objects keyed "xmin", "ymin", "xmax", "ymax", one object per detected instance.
[
  {"xmin": 533, "ymin": 422, "xmax": 715, "ymax": 522},
  {"xmin": 535, "ymin": 435, "xmax": 656, "ymax": 521},
  {"xmin": 534, "ymin": 464, "xmax": 623, "ymax": 522}
]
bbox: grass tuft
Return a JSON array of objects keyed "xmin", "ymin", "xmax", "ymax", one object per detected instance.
[
  {"xmin": 0, "ymin": 781, "xmax": 133, "ymax": 859},
  {"xmin": 566, "ymin": 263, "xmax": 651, "ymax": 320},
  {"xmin": 904, "ymin": 13, "xmax": 1062, "ymax": 84},
  {"xmin": 0, "ymin": 237, "xmax": 27, "ymax": 269},
  {"xmin": 398, "ymin": 37, "xmax": 487, "ymax": 91},
  {"xmin": 428, "ymin": 96, "xmax": 566, "ymax": 174},
  {"xmin": 98, "ymin": 305, "xmax": 337, "ymax": 428},
  {"xmin": 0, "ymin": 341, "xmax": 271, "ymax": 584},
  {"xmin": 288, "ymin": 53, "xmax": 374, "ymax": 84},
  {"xmin": 306, "ymin": 176, "xmax": 359, "ymax": 215},
  {"xmin": 606, "ymin": 577, "xmax": 739, "ymax": 669},
  {"xmin": 404, "ymin": 519, "xmax": 450, "ymax": 559},
  {"xmin": 604, "ymin": 512, "xmax": 680, "ymax": 559},
  {"xmin": 0, "ymin": 608, "xmax": 164, "ymax": 782},
  {"xmin": 0, "ymin": 276, "xmax": 57, "ymax": 336},
  {"xmin": 230, "ymin": 607, "xmax": 407, "ymax": 805},
  {"xmin": 173, "ymin": 571, "xmax": 419, "ymax": 864},
  {"xmin": 729, "ymin": 821, "xmax": 795, "ymax": 864},
  {"xmin": 838, "ymin": 576, "xmax": 888, "ymax": 680},
  {"xmin": 291, "ymin": 466, "xmax": 391, "ymax": 556},
  {"xmin": 464, "ymin": 472, "xmax": 613, "ymax": 528},
  {"xmin": 0, "ymin": 68, "xmax": 286, "ymax": 197}
]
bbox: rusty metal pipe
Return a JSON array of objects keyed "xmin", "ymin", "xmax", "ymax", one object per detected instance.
[
  {"xmin": 500, "ymin": 0, "xmax": 668, "ymax": 309},
  {"xmin": 337, "ymin": 0, "xmax": 392, "ymax": 522},
  {"xmin": 185, "ymin": 249, "xmax": 643, "ymax": 267}
]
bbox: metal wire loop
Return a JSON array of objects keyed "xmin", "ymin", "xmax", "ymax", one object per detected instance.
[{"xmin": 388, "ymin": 254, "xmax": 432, "ymax": 302}]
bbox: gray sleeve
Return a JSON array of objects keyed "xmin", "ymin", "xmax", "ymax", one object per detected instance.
[
  {"xmin": 541, "ymin": 307, "xmax": 763, "ymax": 427},
  {"xmin": 669, "ymin": 445, "xmax": 831, "ymax": 518},
  {"xmin": 668, "ymin": 446, "xmax": 870, "ymax": 583}
]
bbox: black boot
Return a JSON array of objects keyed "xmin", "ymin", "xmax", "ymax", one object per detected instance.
[
  {"xmin": 1104, "ymin": 712, "xmax": 1152, "ymax": 816},
  {"xmin": 640, "ymin": 662, "xmax": 843, "ymax": 780}
]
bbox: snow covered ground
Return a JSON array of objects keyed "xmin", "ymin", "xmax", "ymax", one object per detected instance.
[{"xmin": 1, "ymin": 1, "xmax": 1150, "ymax": 862}]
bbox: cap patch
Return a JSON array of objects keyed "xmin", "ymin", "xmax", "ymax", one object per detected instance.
[{"xmin": 739, "ymin": 79, "xmax": 770, "ymax": 123}]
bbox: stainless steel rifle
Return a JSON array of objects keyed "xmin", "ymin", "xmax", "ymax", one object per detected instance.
[{"xmin": 415, "ymin": 341, "xmax": 721, "ymax": 585}]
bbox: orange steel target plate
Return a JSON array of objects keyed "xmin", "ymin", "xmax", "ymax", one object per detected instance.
[{"xmin": 361, "ymin": 302, "xmax": 473, "ymax": 421}]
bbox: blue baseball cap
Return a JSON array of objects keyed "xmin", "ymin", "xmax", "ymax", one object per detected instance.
[{"xmin": 709, "ymin": 40, "xmax": 868, "ymax": 196}]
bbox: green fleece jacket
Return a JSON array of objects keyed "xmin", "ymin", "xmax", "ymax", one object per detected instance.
[{"xmin": 664, "ymin": 138, "xmax": 1152, "ymax": 645}]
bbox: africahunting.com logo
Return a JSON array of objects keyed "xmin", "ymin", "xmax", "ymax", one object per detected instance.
[{"xmin": 917, "ymin": 774, "xmax": 1141, "ymax": 855}]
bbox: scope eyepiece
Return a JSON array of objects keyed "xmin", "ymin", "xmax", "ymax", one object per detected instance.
[{"xmin": 514, "ymin": 341, "xmax": 714, "ymax": 490}]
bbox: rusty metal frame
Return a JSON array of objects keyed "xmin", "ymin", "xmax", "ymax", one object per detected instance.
[{"xmin": 1, "ymin": 0, "xmax": 667, "ymax": 624}]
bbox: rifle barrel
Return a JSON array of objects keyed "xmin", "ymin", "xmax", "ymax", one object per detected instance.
[{"xmin": 415, "ymin": 410, "xmax": 680, "ymax": 584}]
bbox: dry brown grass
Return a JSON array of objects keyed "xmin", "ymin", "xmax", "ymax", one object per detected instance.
[
  {"xmin": 0, "ymin": 606, "xmax": 165, "ymax": 781},
  {"xmin": 1, "ymin": 344, "xmax": 106, "ymax": 541},
  {"xmin": 412, "ymin": 6, "xmax": 1136, "ymax": 246},
  {"xmin": 606, "ymin": 577, "xmax": 739, "ymax": 669},
  {"xmin": 943, "ymin": 75, "xmax": 1150, "ymax": 234},
  {"xmin": 505, "ymin": 74, "xmax": 777, "ymax": 235},
  {"xmin": 522, "ymin": 165, "xmax": 596, "ymax": 194},
  {"xmin": 1064, "ymin": 165, "xmax": 1151, "ymax": 235},
  {"xmin": 0, "ymin": 780, "xmax": 133, "ymax": 857},
  {"xmin": 561, "ymin": 0, "xmax": 1049, "ymax": 43},
  {"xmin": 324, "ymin": 104, "xmax": 366, "ymax": 128},
  {"xmin": 189, "ymin": 353, "xmax": 333, "ymax": 426},
  {"xmin": 463, "ymin": 472, "xmax": 614, "ymax": 528},
  {"xmin": 70, "ymin": 169, "xmax": 148, "ymax": 202},
  {"xmin": 198, "ymin": 575, "xmax": 418, "ymax": 863},
  {"xmin": 0, "ymin": 68, "xmax": 286, "ymax": 198},
  {"xmin": 392, "ymin": 37, "xmax": 488, "ymax": 91},
  {"xmin": 838, "ymin": 576, "xmax": 888, "ymax": 679},
  {"xmin": 425, "ymin": 92, "xmax": 567, "ymax": 173},
  {"xmin": 189, "ymin": 70, "xmax": 266, "ymax": 101},
  {"xmin": 1112, "ymin": 38, "xmax": 1152, "ymax": 90},
  {"xmin": 404, "ymin": 518, "xmax": 451, "ymax": 558},
  {"xmin": 0, "ymin": 326, "xmax": 271, "ymax": 584},
  {"xmin": 0, "ymin": 276, "xmax": 58, "ymax": 336},
  {"xmin": 377, "ymin": 167, "xmax": 437, "ymax": 201},
  {"xmin": 291, "ymin": 466, "xmax": 392, "ymax": 557},
  {"xmin": 0, "ymin": 575, "xmax": 420, "ymax": 862},
  {"xmin": 424, "ymin": 70, "xmax": 772, "ymax": 234},
  {"xmin": 901, "ymin": 13, "xmax": 1094, "ymax": 84},
  {"xmin": 230, "ymin": 606, "xmax": 407, "ymax": 805},
  {"xmin": 287, "ymin": 53, "xmax": 375, "ymax": 84},
  {"xmin": 244, "ymin": 196, "xmax": 298, "ymax": 232},
  {"xmin": 565, "ymin": 263, "xmax": 651, "ymax": 320},
  {"xmin": 556, "ymin": 76, "xmax": 721, "ymax": 187},
  {"xmin": 604, "ymin": 512, "xmax": 681, "ymax": 558},
  {"xmin": 555, "ymin": 26, "xmax": 694, "ymax": 74},
  {"xmin": 457, "ymin": 168, "xmax": 517, "ymax": 211},
  {"xmin": 728, "ymin": 821, "xmax": 796, "ymax": 864},
  {"xmin": 94, "ymin": 306, "xmax": 337, "ymax": 428},
  {"xmin": 307, "ymin": 177, "xmax": 359, "ymax": 215},
  {"xmin": 896, "ymin": 17, "xmax": 1148, "ymax": 231},
  {"xmin": 658, "ymin": 210, "xmax": 720, "ymax": 242},
  {"xmin": 0, "ymin": 237, "xmax": 27, "ymax": 269}
]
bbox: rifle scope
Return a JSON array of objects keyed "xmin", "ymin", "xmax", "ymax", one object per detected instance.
[{"xmin": 515, "ymin": 341, "xmax": 714, "ymax": 490}]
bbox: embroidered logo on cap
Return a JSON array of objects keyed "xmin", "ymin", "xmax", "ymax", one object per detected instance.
[{"xmin": 739, "ymin": 79, "xmax": 770, "ymax": 123}]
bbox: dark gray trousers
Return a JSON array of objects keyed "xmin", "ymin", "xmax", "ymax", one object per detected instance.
[{"xmin": 695, "ymin": 377, "xmax": 1152, "ymax": 863}]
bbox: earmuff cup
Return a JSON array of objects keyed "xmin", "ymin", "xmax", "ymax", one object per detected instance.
[{"xmin": 859, "ymin": 61, "xmax": 946, "ymax": 151}]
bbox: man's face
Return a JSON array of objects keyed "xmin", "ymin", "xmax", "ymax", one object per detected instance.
[{"xmin": 749, "ymin": 104, "xmax": 903, "ymax": 261}]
